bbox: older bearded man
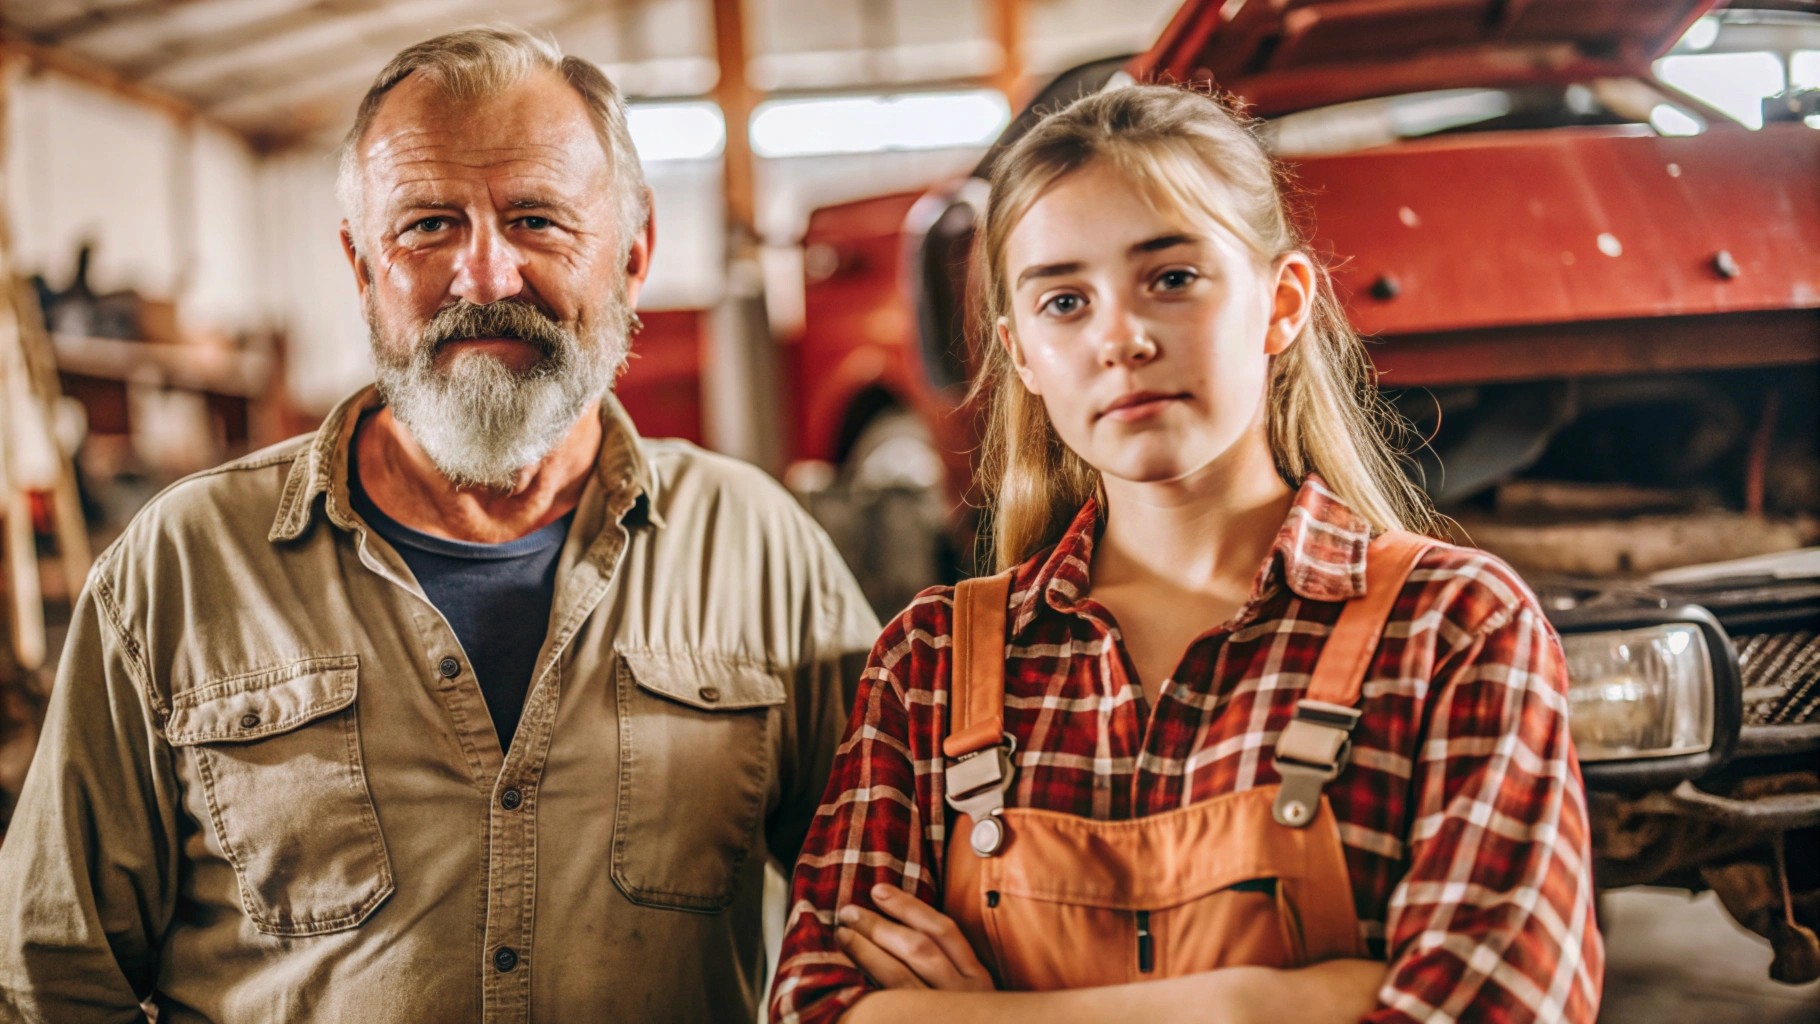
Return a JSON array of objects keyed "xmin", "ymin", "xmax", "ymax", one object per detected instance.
[{"xmin": 0, "ymin": 27, "xmax": 877, "ymax": 1024}]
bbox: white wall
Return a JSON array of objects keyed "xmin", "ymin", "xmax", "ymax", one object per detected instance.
[
  {"xmin": 181, "ymin": 121, "xmax": 264, "ymax": 338},
  {"xmin": 4, "ymin": 66, "xmax": 265, "ymax": 342},
  {"xmin": 643, "ymin": 158, "xmax": 727, "ymax": 310},
  {"xmin": 252, "ymin": 148, "xmax": 368, "ymax": 411},
  {"xmin": 6, "ymin": 69, "xmax": 182, "ymax": 302}
]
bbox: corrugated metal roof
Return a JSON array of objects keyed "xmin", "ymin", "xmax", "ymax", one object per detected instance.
[{"xmin": 0, "ymin": 0, "xmax": 1178, "ymax": 150}]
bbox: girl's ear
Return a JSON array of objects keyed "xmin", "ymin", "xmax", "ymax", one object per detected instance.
[
  {"xmin": 998, "ymin": 315, "xmax": 1041, "ymax": 394},
  {"xmin": 1266, "ymin": 252, "xmax": 1316, "ymax": 356}
]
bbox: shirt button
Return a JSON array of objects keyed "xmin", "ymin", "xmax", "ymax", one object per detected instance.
[
  {"xmin": 698, "ymin": 686, "xmax": 721, "ymax": 704},
  {"xmin": 239, "ymin": 713, "xmax": 261, "ymax": 729},
  {"xmin": 493, "ymin": 946, "xmax": 519, "ymax": 973},
  {"xmin": 438, "ymin": 657, "xmax": 461, "ymax": 679},
  {"xmin": 500, "ymin": 788, "xmax": 523, "ymax": 811}
]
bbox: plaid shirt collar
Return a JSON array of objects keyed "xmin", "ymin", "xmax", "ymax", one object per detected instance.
[{"xmin": 1014, "ymin": 475, "xmax": 1375, "ymax": 636}]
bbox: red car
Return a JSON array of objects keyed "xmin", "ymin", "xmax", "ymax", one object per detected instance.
[{"xmin": 783, "ymin": 0, "xmax": 1820, "ymax": 981}]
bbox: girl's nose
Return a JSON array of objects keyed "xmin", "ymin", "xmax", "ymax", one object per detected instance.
[{"xmin": 1099, "ymin": 323, "xmax": 1159, "ymax": 367}]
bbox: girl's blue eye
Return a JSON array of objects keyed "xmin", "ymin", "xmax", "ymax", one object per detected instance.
[
  {"xmin": 1042, "ymin": 294, "xmax": 1083, "ymax": 316},
  {"xmin": 1156, "ymin": 268, "xmax": 1196, "ymax": 290}
]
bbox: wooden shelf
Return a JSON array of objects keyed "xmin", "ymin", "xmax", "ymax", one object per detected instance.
[{"xmin": 51, "ymin": 333, "xmax": 271, "ymax": 398}]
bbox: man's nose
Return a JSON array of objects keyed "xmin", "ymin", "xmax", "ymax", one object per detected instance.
[{"xmin": 448, "ymin": 223, "xmax": 525, "ymax": 306}]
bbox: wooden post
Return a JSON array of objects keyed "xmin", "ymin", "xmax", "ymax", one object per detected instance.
[
  {"xmin": 989, "ymin": 0, "xmax": 1027, "ymax": 106},
  {"xmin": 711, "ymin": 0, "xmax": 758, "ymax": 245},
  {"xmin": 704, "ymin": 0, "xmax": 785, "ymax": 472}
]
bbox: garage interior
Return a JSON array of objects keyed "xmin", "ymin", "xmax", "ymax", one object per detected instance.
[{"xmin": 0, "ymin": 1, "xmax": 1816, "ymax": 1021}]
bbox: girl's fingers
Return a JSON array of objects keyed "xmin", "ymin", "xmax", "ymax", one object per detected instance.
[
  {"xmin": 868, "ymin": 885, "xmax": 992, "ymax": 984},
  {"xmin": 835, "ymin": 924, "xmax": 927, "ymax": 990},
  {"xmin": 837, "ymin": 903, "xmax": 959, "ymax": 987}
]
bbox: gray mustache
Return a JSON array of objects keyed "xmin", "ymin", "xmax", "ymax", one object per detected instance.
[{"xmin": 423, "ymin": 300, "xmax": 569, "ymax": 356}]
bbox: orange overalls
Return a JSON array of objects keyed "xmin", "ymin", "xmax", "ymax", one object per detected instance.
[{"xmin": 939, "ymin": 531, "xmax": 1433, "ymax": 989}]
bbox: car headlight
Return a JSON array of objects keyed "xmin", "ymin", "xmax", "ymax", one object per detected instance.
[{"xmin": 1563, "ymin": 623, "xmax": 1714, "ymax": 762}]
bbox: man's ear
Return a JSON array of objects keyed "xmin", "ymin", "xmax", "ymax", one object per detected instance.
[
  {"xmin": 997, "ymin": 315, "xmax": 1040, "ymax": 394},
  {"xmin": 1266, "ymin": 252, "xmax": 1316, "ymax": 356},
  {"xmin": 621, "ymin": 189, "xmax": 657, "ymax": 310},
  {"xmin": 340, "ymin": 222, "xmax": 372, "ymax": 300}
]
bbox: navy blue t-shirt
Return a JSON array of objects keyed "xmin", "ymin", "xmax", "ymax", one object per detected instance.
[{"xmin": 350, "ymin": 468, "xmax": 572, "ymax": 752}]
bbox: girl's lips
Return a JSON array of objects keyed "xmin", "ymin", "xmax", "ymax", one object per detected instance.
[{"xmin": 1099, "ymin": 391, "xmax": 1186, "ymax": 422}]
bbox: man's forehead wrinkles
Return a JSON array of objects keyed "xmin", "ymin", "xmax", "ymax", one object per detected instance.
[
  {"xmin": 369, "ymin": 144, "xmax": 585, "ymax": 176},
  {"xmin": 365, "ymin": 117, "xmax": 592, "ymax": 158},
  {"xmin": 379, "ymin": 172, "xmax": 605, "ymax": 215}
]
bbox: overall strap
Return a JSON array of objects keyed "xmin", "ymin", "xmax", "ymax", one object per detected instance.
[
  {"xmin": 1306, "ymin": 530, "xmax": 1433, "ymax": 707},
  {"xmin": 944, "ymin": 572, "xmax": 1014, "ymax": 758},
  {"xmin": 1273, "ymin": 529, "xmax": 1435, "ymax": 827},
  {"xmin": 942, "ymin": 571, "xmax": 1017, "ymax": 856}
]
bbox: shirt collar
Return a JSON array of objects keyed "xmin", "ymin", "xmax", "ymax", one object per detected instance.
[
  {"xmin": 269, "ymin": 385, "xmax": 661, "ymax": 543},
  {"xmin": 1011, "ymin": 474, "xmax": 1373, "ymax": 635}
]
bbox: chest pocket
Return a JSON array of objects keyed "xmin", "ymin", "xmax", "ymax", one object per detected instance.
[
  {"xmin": 165, "ymin": 655, "xmax": 393, "ymax": 936},
  {"xmin": 612, "ymin": 650, "xmax": 787, "ymax": 912}
]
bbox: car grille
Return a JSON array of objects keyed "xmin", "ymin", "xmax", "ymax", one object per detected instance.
[{"xmin": 1738, "ymin": 630, "xmax": 1820, "ymax": 725}]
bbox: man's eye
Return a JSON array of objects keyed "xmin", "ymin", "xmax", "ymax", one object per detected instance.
[
  {"xmin": 1155, "ymin": 268, "xmax": 1197, "ymax": 290},
  {"xmin": 412, "ymin": 216, "xmax": 449, "ymax": 233},
  {"xmin": 1040, "ymin": 293, "xmax": 1084, "ymax": 316},
  {"xmin": 520, "ymin": 216, "xmax": 552, "ymax": 230}
]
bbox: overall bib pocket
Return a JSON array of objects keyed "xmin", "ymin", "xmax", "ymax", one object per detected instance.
[{"xmin": 165, "ymin": 654, "xmax": 393, "ymax": 937}]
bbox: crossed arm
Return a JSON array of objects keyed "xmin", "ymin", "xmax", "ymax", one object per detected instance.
[{"xmin": 829, "ymin": 882, "xmax": 1383, "ymax": 1024}]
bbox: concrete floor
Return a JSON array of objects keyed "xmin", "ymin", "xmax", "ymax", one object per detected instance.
[{"xmin": 1601, "ymin": 888, "xmax": 1820, "ymax": 1023}]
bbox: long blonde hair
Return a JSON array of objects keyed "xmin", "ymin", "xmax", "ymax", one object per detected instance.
[{"xmin": 973, "ymin": 83, "xmax": 1443, "ymax": 570}]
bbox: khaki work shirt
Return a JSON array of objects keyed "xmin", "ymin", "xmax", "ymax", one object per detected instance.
[{"xmin": 0, "ymin": 387, "xmax": 879, "ymax": 1023}]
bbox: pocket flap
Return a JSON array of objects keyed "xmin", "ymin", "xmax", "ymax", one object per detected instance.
[
  {"xmin": 166, "ymin": 655, "xmax": 360, "ymax": 746},
  {"xmin": 618, "ymin": 650, "xmax": 787, "ymax": 711}
]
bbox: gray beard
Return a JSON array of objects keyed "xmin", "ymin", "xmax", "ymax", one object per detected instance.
[{"xmin": 370, "ymin": 292, "xmax": 632, "ymax": 491}]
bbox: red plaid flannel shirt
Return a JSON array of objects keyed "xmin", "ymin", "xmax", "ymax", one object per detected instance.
[{"xmin": 771, "ymin": 477, "xmax": 1602, "ymax": 1023}]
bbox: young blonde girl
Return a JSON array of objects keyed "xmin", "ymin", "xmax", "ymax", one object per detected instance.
[{"xmin": 771, "ymin": 84, "xmax": 1601, "ymax": 1024}]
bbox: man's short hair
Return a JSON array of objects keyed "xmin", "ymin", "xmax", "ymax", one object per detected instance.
[{"xmin": 336, "ymin": 26, "xmax": 649, "ymax": 251}]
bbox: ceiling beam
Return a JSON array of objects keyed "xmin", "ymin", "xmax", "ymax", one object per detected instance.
[
  {"xmin": 28, "ymin": 0, "xmax": 216, "ymax": 46},
  {"xmin": 213, "ymin": 0, "xmax": 602, "ymax": 152},
  {"xmin": 161, "ymin": 0, "xmax": 564, "ymax": 103},
  {"xmin": 0, "ymin": 27, "xmax": 199, "ymax": 124},
  {"xmin": 124, "ymin": 0, "xmax": 435, "ymax": 82}
]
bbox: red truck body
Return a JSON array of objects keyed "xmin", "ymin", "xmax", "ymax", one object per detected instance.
[{"xmin": 786, "ymin": 1, "xmax": 1816, "ymax": 470}]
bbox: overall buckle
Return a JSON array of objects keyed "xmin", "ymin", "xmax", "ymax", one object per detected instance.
[
  {"xmin": 1272, "ymin": 700, "xmax": 1362, "ymax": 828},
  {"xmin": 945, "ymin": 734, "xmax": 1017, "ymax": 856}
]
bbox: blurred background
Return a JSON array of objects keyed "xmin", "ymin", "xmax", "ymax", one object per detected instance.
[{"xmin": 0, "ymin": 1, "xmax": 1815, "ymax": 1020}]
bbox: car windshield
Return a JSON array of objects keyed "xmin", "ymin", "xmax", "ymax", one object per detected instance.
[
  {"xmin": 1654, "ymin": 8, "xmax": 1820, "ymax": 130},
  {"xmin": 1262, "ymin": 80, "xmax": 1704, "ymax": 157},
  {"xmin": 1263, "ymin": 8, "xmax": 1820, "ymax": 156}
]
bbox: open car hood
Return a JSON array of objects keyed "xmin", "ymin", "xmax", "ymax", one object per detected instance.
[{"xmin": 1132, "ymin": 0, "xmax": 1716, "ymax": 112}]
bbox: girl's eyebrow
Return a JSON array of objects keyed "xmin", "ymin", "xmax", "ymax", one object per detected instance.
[
  {"xmin": 1015, "ymin": 261, "xmax": 1081, "ymax": 289},
  {"xmin": 1129, "ymin": 233, "xmax": 1201, "ymax": 256},
  {"xmin": 1015, "ymin": 234, "xmax": 1205, "ymax": 290}
]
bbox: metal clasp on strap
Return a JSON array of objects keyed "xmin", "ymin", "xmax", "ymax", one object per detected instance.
[
  {"xmin": 1271, "ymin": 700, "xmax": 1362, "ymax": 828},
  {"xmin": 944, "ymin": 734, "xmax": 1017, "ymax": 856}
]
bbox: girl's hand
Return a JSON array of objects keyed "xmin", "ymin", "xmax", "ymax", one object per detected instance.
[{"xmin": 834, "ymin": 884, "xmax": 996, "ymax": 992}]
